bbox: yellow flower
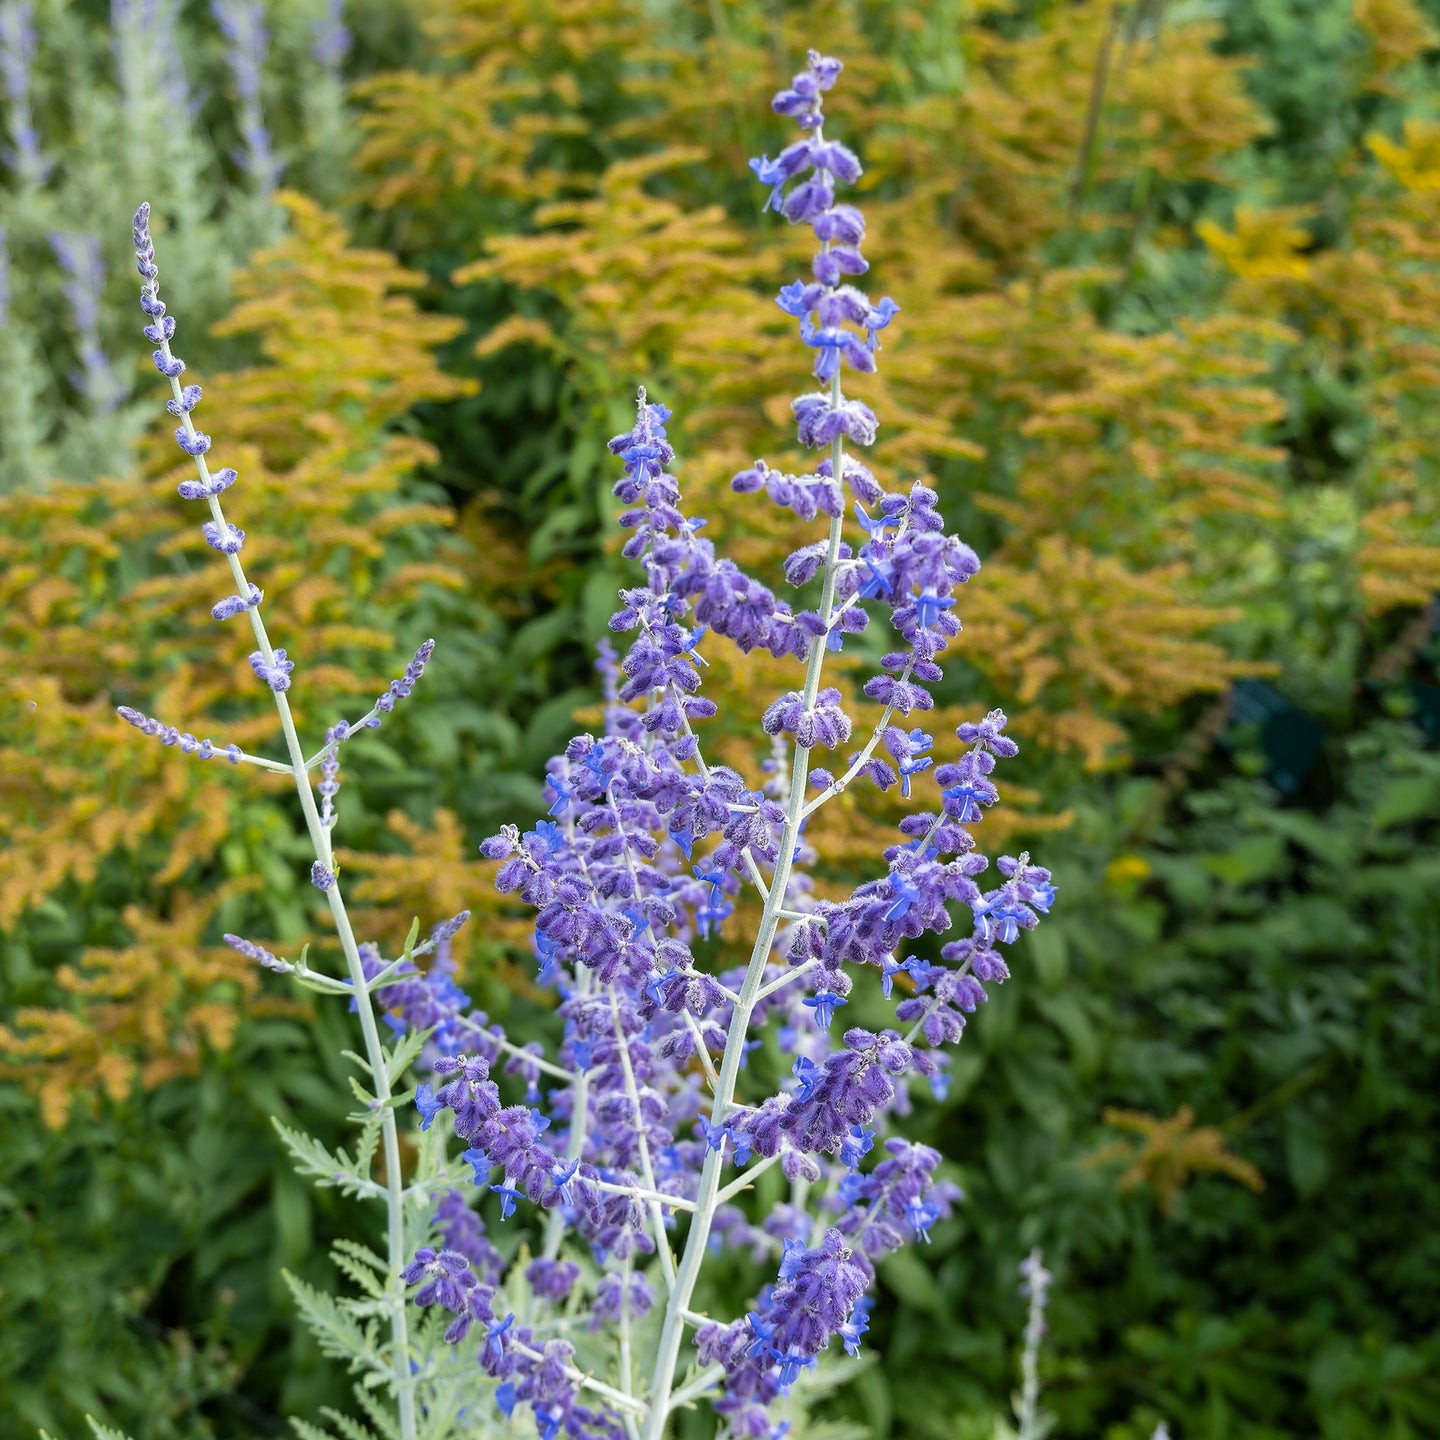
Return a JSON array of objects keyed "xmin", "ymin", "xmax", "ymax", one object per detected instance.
[
  {"xmin": 1367, "ymin": 118, "xmax": 1440, "ymax": 193},
  {"xmin": 1105, "ymin": 854, "xmax": 1152, "ymax": 887},
  {"xmin": 1197, "ymin": 206, "xmax": 1316, "ymax": 281}
]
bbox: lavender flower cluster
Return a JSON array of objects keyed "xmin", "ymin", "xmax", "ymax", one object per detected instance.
[
  {"xmin": 367, "ymin": 50, "xmax": 1052, "ymax": 1440},
  {"xmin": 118, "ymin": 45, "xmax": 1052, "ymax": 1440}
]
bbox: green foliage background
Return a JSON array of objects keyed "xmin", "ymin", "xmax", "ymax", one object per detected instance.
[{"xmin": 1, "ymin": 1, "xmax": 1438, "ymax": 1437}]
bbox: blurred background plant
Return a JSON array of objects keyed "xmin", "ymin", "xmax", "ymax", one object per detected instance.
[{"xmin": 1, "ymin": 0, "xmax": 1437, "ymax": 1436}]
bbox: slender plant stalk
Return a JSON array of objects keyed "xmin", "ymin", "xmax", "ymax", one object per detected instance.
[
  {"xmin": 1070, "ymin": 2, "xmax": 1123, "ymax": 214},
  {"xmin": 149, "ymin": 298, "xmax": 419, "ymax": 1440}
]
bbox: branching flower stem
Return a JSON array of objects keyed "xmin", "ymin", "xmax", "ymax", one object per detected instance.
[
  {"xmin": 642, "ymin": 407, "xmax": 849, "ymax": 1435},
  {"xmin": 448, "ymin": 1010, "xmax": 579, "ymax": 1084},
  {"xmin": 754, "ymin": 958, "xmax": 820, "ymax": 1003},
  {"xmin": 609, "ymin": 984, "xmax": 679, "ymax": 1290},
  {"xmin": 799, "ymin": 654, "xmax": 913, "ymax": 822},
  {"xmin": 713, "ymin": 1152, "xmax": 783, "ymax": 1206},
  {"xmin": 145, "ymin": 281, "xmax": 419, "ymax": 1440},
  {"xmin": 681, "ymin": 1011, "xmax": 721, "ymax": 1090},
  {"xmin": 666, "ymin": 1362, "xmax": 727, "ymax": 1411},
  {"xmin": 509, "ymin": 1339, "xmax": 648, "ymax": 1417}
]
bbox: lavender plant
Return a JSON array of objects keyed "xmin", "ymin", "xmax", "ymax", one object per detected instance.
[
  {"xmin": 49, "ymin": 231, "xmax": 124, "ymax": 416},
  {"xmin": 0, "ymin": 0, "xmax": 47, "ymax": 186},
  {"xmin": 1015, "ymin": 1251, "xmax": 1054, "ymax": 1440},
  {"xmin": 300, "ymin": 0, "xmax": 351, "ymax": 203},
  {"xmin": 212, "ymin": 0, "xmax": 283, "ymax": 212},
  {"xmin": 0, "ymin": 0, "xmax": 363, "ymax": 489},
  {"xmin": 116, "ymin": 49, "xmax": 1052, "ymax": 1440}
]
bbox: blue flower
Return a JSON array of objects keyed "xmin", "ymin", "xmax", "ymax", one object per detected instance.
[
  {"xmin": 802, "ymin": 990, "xmax": 847, "ymax": 1028},
  {"xmin": 839, "ymin": 1299, "xmax": 871, "ymax": 1356},
  {"xmin": 483, "ymin": 1313, "xmax": 514, "ymax": 1368},
  {"xmin": 548, "ymin": 1159, "xmax": 580, "ymax": 1207},
  {"xmin": 791, "ymin": 1055, "xmax": 821, "ymax": 1101},
  {"xmin": 854, "ymin": 501, "xmax": 900, "ymax": 543},
  {"xmin": 912, "ymin": 588, "xmax": 956, "ymax": 629},
  {"xmin": 838, "ymin": 1125, "xmax": 874, "ymax": 1170},
  {"xmin": 884, "ymin": 872, "xmax": 920, "ymax": 924},
  {"xmin": 881, "ymin": 954, "xmax": 907, "ymax": 999},
  {"xmin": 546, "ymin": 774, "xmax": 572, "ymax": 816},
  {"xmin": 489, "ymin": 1181, "xmax": 524, "ymax": 1220}
]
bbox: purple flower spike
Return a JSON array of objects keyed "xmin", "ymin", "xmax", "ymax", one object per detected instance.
[
  {"xmin": 50, "ymin": 232, "xmax": 124, "ymax": 411},
  {"xmin": 133, "ymin": 203, "xmax": 157, "ymax": 275},
  {"xmin": 212, "ymin": 0, "xmax": 282, "ymax": 197},
  {"xmin": 223, "ymin": 931, "xmax": 290, "ymax": 973},
  {"xmin": 116, "ymin": 705, "xmax": 243, "ymax": 765},
  {"xmin": 311, "ymin": 0, "xmax": 351, "ymax": 74},
  {"xmin": 526, "ymin": 1257, "xmax": 580, "ymax": 1304},
  {"xmin": 403, "ymin": 1246, "xmax": 486, "ymax": 1315},
  {"xmin": 749, "ymin": 44, "xmax": 903, "ymax": 424},
  {"xmin": 311, "ymin": 861, "xmax": 335, "ymax": 892},
  {"xmin": 360, "ymin": 639, "xmax": 437, "ymax": 728},
  {"xmin": 1, "ymin": 2, "xmax": 49, "ymax": 183},
  {"xmin": 793, "ymin": 393, "xmax": 879, "ymax": 449}
]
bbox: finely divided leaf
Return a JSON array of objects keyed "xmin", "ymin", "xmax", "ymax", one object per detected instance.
[
  {"xmin": 282, "ymin": 1269, "xmax": 383, "ymax": 1371},
  {"xmin": 317, "ymin": 1407, "xmax": 379, "ymax": 1440},
  {"xmin": 330, "ymin": 1240, "xmax": 388, "ymax": 1299},
  {"xmin": 273, "ymin": 1117, "xmax": 379, "ymax": 1198},
  {"xmin": 384, "ymin": 1028, "xmax": 429, "ymax": 1086},
  {"xmin": 333, "ymin": 1238, "xmax": 388, "ymax": 1273},
  {"xmin": 290, "ymin": 1421, "xmax": 342, "ymax": 1440},
  {"xmin": 353, "ymin": 1385, "xmax": 405, "ymax": 1440}
]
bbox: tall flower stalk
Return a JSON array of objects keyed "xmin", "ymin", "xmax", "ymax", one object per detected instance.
[
  {"xmin": 117, "ymin": 47, "xmax": 1052, "ymax": 1440},
  {"xmin": 124, "ymin": 202, "xmax": 428, "ymax": 1440},
  {"xmin": 0, "ymin": 0, "xmax": 48, "ymax": 185},
  {"xmin": 212, "ymin": 0, "xmax": 281, "ymax": 205}
]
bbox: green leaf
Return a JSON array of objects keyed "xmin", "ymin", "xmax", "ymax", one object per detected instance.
[
  {"xmin": 384, "ymin": 1028, "xmax": 430, "ymax": 1087},
  {"xmin": 1027, "ymin": 923, "xmax": 1068, "ymax": 991},
  {"xmin": 353, "ymin": 1380, "xmax": 406, "ymax": 1439},
  {"xmin": 319, "ymin": 1405, "xmax": 377, "ymax": 1440},
  {"xmin": 1202, "ymin": 834, "xmax": 1286, "ymax": 886},
  {"xmin": 1032, "ymin": 990, "xmax": 1102, "ymax": 1077},
  {"xmin": 1283, "ymin": 1107, "xmax": 1329, "ymax": 1197},
  {"xmin": 274, "ymin": 1169, "xmax": 314, "ymax": 1267},
  {"xmin": 290, "ymin": 965, "xmax": 356, "ymax": 997},
  {"xmin": 880, "ymin": 1247, "xmax": 945, "ymax": 1315},
  {"xmin": 272, "ymin": 1118, "xmax": 375, "ymax": 1198},
  {"xmin": 85, "ymin": 1422, "xmax": 137, "ymax": 1440},
  {"xmin": 340, "ymin": 1237, "xmax": 391, "ymax": 1272},
  {"xmin": 1371, "ymin": 773, "xmax": 1440, "ymax": 829},
  {"xmin": 282, "ymin": 1270, "xmax": 378, "ymax": 1370},
  {"xmin": 331, "ymin": 1240, "xmax": 388, "ymax": 1299},
  {"xmin": 289, "ymin": 1420, "xmax": 341, "ymax": 1440}
]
